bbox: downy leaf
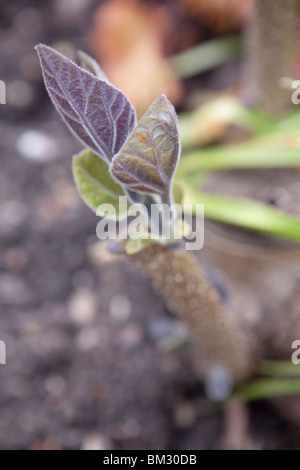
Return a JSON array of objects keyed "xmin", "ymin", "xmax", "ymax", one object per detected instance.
[
  {"xmin": 73, "ymin": 148, "xmax": 126, "ymax": 217},
  {"xmin": 35, "ymin": 44, "xmax": 136, "ymax": 162},
  {"xmin": 110, "ymin": 94, "xmax": 180, "ymax": 196}
]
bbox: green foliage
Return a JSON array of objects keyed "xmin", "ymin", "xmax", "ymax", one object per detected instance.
[
  {"xmin": 176, "ymin": 101, "xmax": 300, "ymax": 244},
  {"xmin": 233, "ymin": 360, "xmax": 300, "ymax": 402},
  {"xmin": 73, "ymin": 149, "xmax": 126, "ymax": 217},
  {"xmin": 178, "ymin": 107, "xmax": 300, "ymax": 174},
  {"xmin": 181, "ymin": 183, "xmax": 300, "ymax": 243},
  {"xmin": 170, "ymin": 36, "xmax": 240, "ymax": 79},
  {"xmin": 178, "ymin": 96, "xmax": 273, "ymax": 151},
  {"xmin": 111, "ymin": 95, "xmax": 180, "ymax": 198},
  {"xmin": 178, "ymin": 144, "xmax": 300, "ymax": 174},
  {"xmin": 37, "ymin": 44, "xmax": 300, "ymax": 248},
  {"xmin": 260, "ymin": 360, "xmax": 300, "ymax": 377},
  {"xmin": 235, "ymin": 378, "xmax": 300, "ymax": 402}
]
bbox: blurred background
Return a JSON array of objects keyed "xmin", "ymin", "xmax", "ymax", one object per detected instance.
[{"xmin": 1, "ymin": 0, "xmax": 300, "ymax": 450}]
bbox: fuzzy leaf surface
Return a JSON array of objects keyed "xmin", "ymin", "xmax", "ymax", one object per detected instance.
[
  {"xmin": 35, "ymin": 44, "xmax": 136, "ymax": 162},
  {"xmin": 110, "ymin": 95, "xmax": 180, "ymax": 195}
]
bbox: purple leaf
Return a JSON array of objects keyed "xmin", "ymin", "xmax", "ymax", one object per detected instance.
[
  {"xmin": 110, "ymin": 95, "xmax": 180, "ymax": 195},
  {"xmin": 35, "ymin": 44, "xmax": 136, "ymax": 162}
]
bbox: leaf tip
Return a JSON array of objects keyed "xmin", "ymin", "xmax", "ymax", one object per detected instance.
[{"xmin": 34, "ymin": 43, "xmax": 50, "ymax": 56}]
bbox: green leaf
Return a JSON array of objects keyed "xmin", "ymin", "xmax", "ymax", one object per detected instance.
[
  {"xmin": 181, "ymin": 184, "xmax": 300, "ymax": 243},
  {"xmin": 173, "ymin": 181, "xmax": 185, "ymax": 205},
  {"xmin": 177, "ymin": 141, "xmax": 300, "ymax": 175},
  {"xmin": 271, "ymin": 109, "xmax": 300, "ymax": 135},
  {"xmin": 235, "ymin": 378, "xmax": 300, "ymax": 402},
  {"xmin": 111, "ymin": 94, "xmax": 180, "ymax": 196},
  {"xmin": 260, "ymin": 360, "xmax": 300, "ymax": 377},
  {"xmin": 177, "ymin": 106, "xmax": 300, "ymax": 175},
  {"xmin": 178, "ymin": 97, "xmax": 273, "ymax": 151},
  {"xmin": 169, "ymin": 36, "xmax": 240, "ymax": 79},
  {"xmin": 73, "ymin": 148, "xmax": 126, "ymax": 216}
]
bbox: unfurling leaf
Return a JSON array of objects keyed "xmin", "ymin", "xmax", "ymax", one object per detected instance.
[
  {"xmin": 110, "ymin": 95, "xmax": 180, "ymax": 196},
  {"xmin": 35, "ymin": 44, "xmax": 136, "ymax": 162},
  {"xmin": 73, "ymin": 148, "xmax": 126, "ymax": 217},
  {"xmin": 77, "ymin": 50, "xmax": 110, "ymax": 83}
]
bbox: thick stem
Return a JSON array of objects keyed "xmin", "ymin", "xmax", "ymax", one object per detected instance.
[
  {"xmin": 244, "ymin": 0, "xmax": 298, "ymax": 116},
  {"xmin": 128, "ymin": 243, "xmax": 254, "ymax": 383}
]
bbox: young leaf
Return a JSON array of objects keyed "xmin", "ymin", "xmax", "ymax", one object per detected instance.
[
  {"xmin": 73, "ymin": 148, "xmax": 126, "ymax": 216},
  {"xmin": 35, "ymin": 44, "xmax": 136, "ymax": 162},
  {"xmin": 110, "ymin": 94, "xmax": 180, "ymax": 196},
  {"xmin": 77, "ymin": 50, "xmax": 110, "ymax": 83}
]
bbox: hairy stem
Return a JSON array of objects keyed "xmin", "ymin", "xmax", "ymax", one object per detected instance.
[
  {"xmin": 244, "ymin": 0, "xmax": 298, "ymax": 115},
  {"xmin": 128, "ymin": 243, "xmax": 254, "ymax": 383}
]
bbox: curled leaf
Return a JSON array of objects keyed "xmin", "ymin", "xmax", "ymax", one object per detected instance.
[
  {"xmin": 35, "ymin": 44, "xmax": 136, "ymax": 162},
  {"xmin": 73, "ymin": 148, "xmax": 126, "ymax": 217},
  {"xmin": 110, "ymin": 94, "xmax": 180, "ymax": 196}
]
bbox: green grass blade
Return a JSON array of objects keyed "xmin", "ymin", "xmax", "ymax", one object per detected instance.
[
  {"xmin": 181, "ymin": 185, "xmax": 300, "ymax": 242},
  {"xmin": 260, "ymin": 360, "xmax": 300, "ymax": 377},
  {"xmin": 235, "ymin": 378, "xmax": 300, "ymax": 402},
  {"xmin": 178, "ymin": 99, "xmax": 274, "ymax": 150},
  {"xmin": 178, "ymin": 144, "xmax": 300, "ymax": 175},
  {"xmin": 170, "ymin": 36, "xmax": 240, "ymax": 79}
]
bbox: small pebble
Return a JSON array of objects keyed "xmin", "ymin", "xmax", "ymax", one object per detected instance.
[
  {"xmin": 87, "ymin": 241, "xmax": 120, "ymax": 265},
  {"xmin": 0, "ymin": 274, "xmax": 33, "ymax": 306},
  {"xmin": 205, "ymin": 367, "xmax": 233, "ymax": 402},
  {"xmin": 20, "ymin": 321, "xmax": 41, "ymax": 341},
  {"xmin": 76, "ymin": 327, "xmax": 108, "ymax": 351},
  {"xmin": 118, "ymin": 325, "xmax": 143, "ymax": 349},
  {"xmin": 119, "ymin": 418, "xmax": 141, "ymax": 440},
  {"xmin": 4, "ymin": 247, "xmax": 28, "ymax": 271},
  {"xmin": 16, "ymin": 129, "xmax": 59, "ymax": 162},
  {"xmin": 81, "ymin": 433, "xmax": 111, "ymax": 451},
  {"xmin": 109, "ymin": 294, "xmax": 131, "ymax": 323},
  {"xmin": 174, "ymin": 401, "xmax": 196, "ymax": 429},
  {"xmin": 0, "ymin": 200, "xmax": 27, "ymax": 237},
  {"xmin": 44, "ymin": 374, "xmax": 66, "ymax": 397},
  {"xmin": 68, "ymin": 289, "xmax": 97, "ymax": 325}
]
